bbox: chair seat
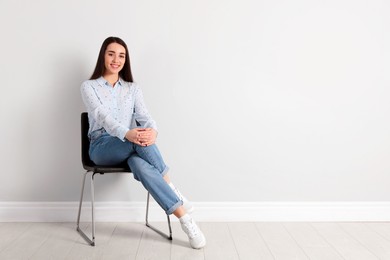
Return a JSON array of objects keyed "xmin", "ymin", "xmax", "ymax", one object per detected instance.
[{"xmin": 83, "ymin": 164, "xmax": 131, "ymax": 173}]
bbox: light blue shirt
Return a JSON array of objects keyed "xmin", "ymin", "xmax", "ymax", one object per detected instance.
[{"xmin": 80, "ymin": 77, "xmax": 157, "ymax": 142}]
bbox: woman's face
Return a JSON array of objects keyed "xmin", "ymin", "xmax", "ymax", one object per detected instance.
[{"xmin": 104, "ymin": 42, "xmax": 126, "ymax": 76}]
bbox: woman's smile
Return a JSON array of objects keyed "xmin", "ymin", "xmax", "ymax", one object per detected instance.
[{"xmin": 103, "ymin": 42, "xmax": 126, "ymax": 77}]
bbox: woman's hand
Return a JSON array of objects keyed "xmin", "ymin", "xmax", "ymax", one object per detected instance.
[
  {"xmin": 141, "ymin": 128, "xmax": 157, "ymax": 146},
  {"xmin": 125, "ymin": 128, "xmax": 157, "ymax": 146}
]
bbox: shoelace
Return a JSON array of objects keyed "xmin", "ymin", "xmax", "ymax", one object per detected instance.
[{"xmin": 183, "ymin": 219, "xmax": 199, "ymax": 238}]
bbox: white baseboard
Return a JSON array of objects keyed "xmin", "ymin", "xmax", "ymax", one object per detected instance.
[{"xmin": 1, "ymin": 201, "xmax": 390, "ymax": 222}]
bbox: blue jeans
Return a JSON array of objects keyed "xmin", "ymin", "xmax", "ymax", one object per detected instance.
[{"xmin": 89, "ymin": 132, "xmax": 182, "ymax": 215}]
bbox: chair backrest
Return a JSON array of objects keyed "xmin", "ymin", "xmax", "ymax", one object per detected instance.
[
  {"xmin": 81, "ymin": 112, "xmax": 131, "ymax": 172},
  {"xmin": 81, "ymin": 112, "xmax": 95, "ymax": 167}
]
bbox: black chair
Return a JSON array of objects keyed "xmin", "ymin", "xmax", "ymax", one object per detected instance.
[{"xmin": 77, "ymin": 112, "xmax": 172, "ymax": 246}]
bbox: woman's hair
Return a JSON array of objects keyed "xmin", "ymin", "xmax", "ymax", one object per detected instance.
[{"xmin": 90, "ymin": 36, "xmax": 134, "ymax": 82}]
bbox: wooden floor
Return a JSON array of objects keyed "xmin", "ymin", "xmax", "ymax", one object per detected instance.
[{"xmin": 1, "ymin": 222, "xmax": 390, "ymax": 259}]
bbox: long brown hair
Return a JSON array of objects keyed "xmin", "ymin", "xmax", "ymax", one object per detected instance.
[{"xmin": 90, "ymin": 36, "xmax": 133, "ymax": 82}]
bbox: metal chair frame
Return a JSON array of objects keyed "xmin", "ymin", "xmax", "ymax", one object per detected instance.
[{"xmin": 76, "ymin": 112, "xmax": 172, "ymax": 246}]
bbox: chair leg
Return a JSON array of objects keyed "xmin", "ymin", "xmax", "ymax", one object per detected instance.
[
  {"xmin": 76, "ymin": 171, "xmax": 87, "ymax": 227},
  {"xmin": 145, "ymin": 192, "xmax": 173, "ymax": 240},
  {"xmin": 91, "ymin": 172, "xmax": 96, "ymax": 245},
  {"xmin": 77, "ymin": 173, "xmax": 173, "ymax": 245},
  {"xmin": 76, "ymin": 171, "xmax": 96, "ymax": 246}
]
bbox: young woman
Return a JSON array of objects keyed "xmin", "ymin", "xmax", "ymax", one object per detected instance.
[{"xmin": 80, "ymin": 36, "xmax": 206, "ymax": 249}]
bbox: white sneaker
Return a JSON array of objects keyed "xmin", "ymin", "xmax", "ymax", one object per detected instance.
[
  {"xmin": 180, "ymin": 215, "xmax": 206, "ymax": 249},
  {"xmin": 170, "ymin": 184, "xmax": 194, "ymax": 214}
]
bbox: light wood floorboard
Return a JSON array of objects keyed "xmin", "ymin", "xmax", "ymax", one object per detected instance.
[
  {"xmin": 202, "ymin": 222, "xmax": 240, "ymax": 260},
  {"xmin": 0, "ymin": 222, "xmax": 32, "ymax": 255},
  {"xmin": 135, "ymin": 222, "xmax": 171, "ymax": 259},
  {"xmin": 29, "ymin": 222, "xmax": 88, "ymax": 260},
  {"xmin": 65, "ymin": 222, "xmax": 117, "ymax": 259},
  {"xmin": 229, "ymin": 222, "xmax": 274, "ymax": 260},
  {"xmin": 101, "ymin": 222, "xmax": 144, "ymax": 260},
  {"xmin": 284, "ymin": 223, "xmax": 344, "ymax": 260},
  {"xmin": 366, "ymin": 222, "xmax": 390, "ymax": 242},
  {"xmin": 340, "ymin": 223, "xmax": 390, "ymax": 260},
  {"xmin": 1, "ymin": 222, "xmax": 390, "ymax": 259},
  {"xmin": 0, "ymin": 223, "xmax": 58, "ymax": 259},
  {"xmin": 311, "ymin": 223, "xmax": 379, "ymax": 260},
  {"xmin": 256, "ymin": 222, "xmax": 309, "ymax": 260}
]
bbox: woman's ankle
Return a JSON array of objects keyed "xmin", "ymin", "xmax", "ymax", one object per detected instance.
[{"xmin": 173, "ymin": 205, "xmax": 186, "ymax": 218}]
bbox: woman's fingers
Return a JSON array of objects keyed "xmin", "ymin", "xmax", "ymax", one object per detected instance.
[
  {"xmin": 133, "ymin": 128, "xmax": 156, "ymax": 146},
  {"xmin": 135, "ymin": 129, "xmax": 150, "ymax": 146}
]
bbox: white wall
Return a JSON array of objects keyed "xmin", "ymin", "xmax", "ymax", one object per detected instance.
[{"xmin": 0, "ymin": 0, "xmax": 389, "ymax": 205}]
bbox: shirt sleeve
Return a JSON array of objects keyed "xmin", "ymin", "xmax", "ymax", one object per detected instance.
[
  {"xmin": 80, "ymin": 81, "xmax": 129, "ymax": 141},
  {"xmin": 133, "ymin": 84, "xmax": 158, "ymax": 131}
]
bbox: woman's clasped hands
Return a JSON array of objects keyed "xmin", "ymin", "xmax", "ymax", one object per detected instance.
[{"xmin": 125, "ymin": 128, "xmax": 157, "ymax": 146}]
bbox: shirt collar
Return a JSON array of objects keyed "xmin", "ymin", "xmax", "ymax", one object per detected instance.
[
  {"xmin": 97, "ymin": 76, "xmax": 124, "ymax": 87},
  {"xmin": 117, "ymin": 77, "xmax": 124, "ymax": 86}
]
